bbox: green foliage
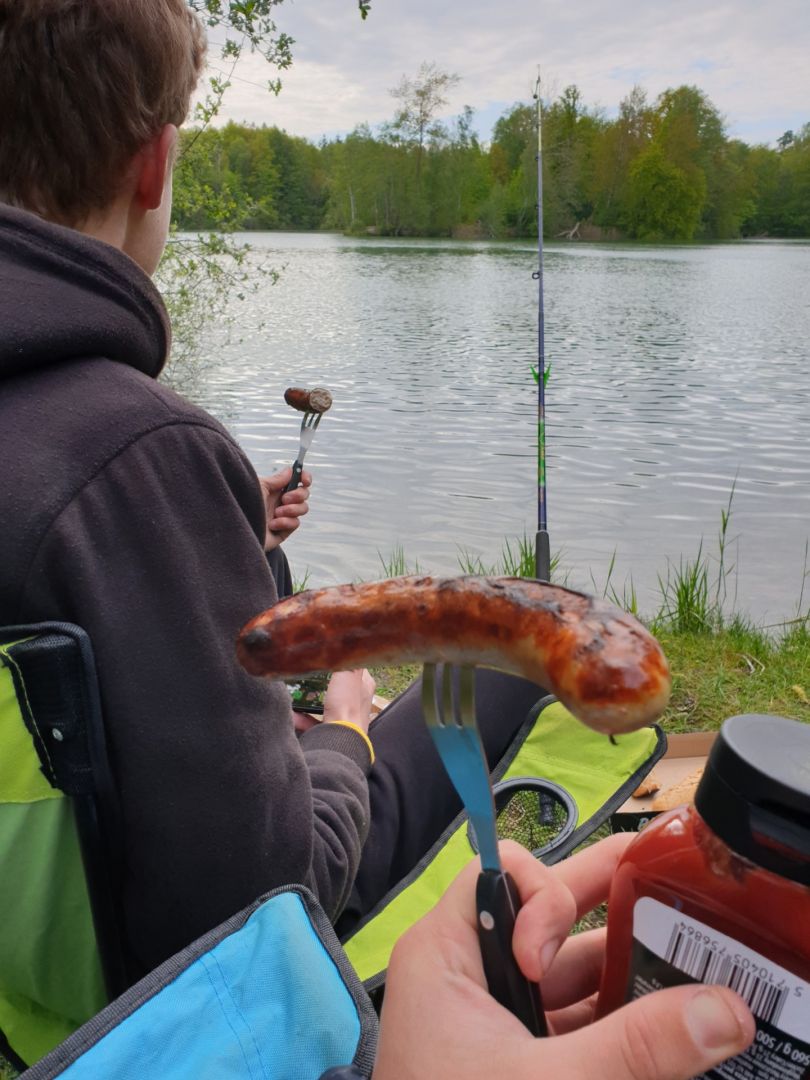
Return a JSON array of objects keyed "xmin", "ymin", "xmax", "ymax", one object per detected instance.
[
  {"xmin": 188, "ymin": 1, "xmax": 295, "ymax": 115},
  {"xmin": 745, "ymin": 123, "xmax": 810, "ymax": 236},
  {"xmin": 171, "ymin": 43, "xmax": 808, "ymax": 244},
  {"xmin": 386, "ymin": 63, "xmax": 461, "ymax": 160},
  {"xmin": 173, "ymin": 123, "xmax": 327, "ymax": 231},
  {"xmin": 624, "ymin": 141, "xmax": 705, "ymax": 240}
]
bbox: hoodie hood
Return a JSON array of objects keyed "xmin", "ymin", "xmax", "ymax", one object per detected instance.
[{"xmin": 0, "ymin": 202, "xmax": 171, "ymax": 380}]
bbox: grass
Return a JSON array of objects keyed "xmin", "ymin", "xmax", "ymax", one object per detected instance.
[
  {"xmin": 656, "ymin": 621, "xmax": 810, "ymax": 732},
  {"xmin": 457, "ymin": 532, "xmax": 552, "ymax": 579},
  {"xmin": 377, "ymin": 544, "xmax": 422, "ymax": 578}
]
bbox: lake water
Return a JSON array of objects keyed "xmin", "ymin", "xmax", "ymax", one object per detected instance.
[{"xmin": 180, "ymin": 232, "xmax": 810, "ymax": 624}]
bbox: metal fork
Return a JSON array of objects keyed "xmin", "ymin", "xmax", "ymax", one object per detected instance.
[
  {"xmin": 282, "ymin": 411, "xmax": 322, "ymax": 494},
  {"xmin": 422, "ymin": 663, "xmax": 547, "ymax": 1036}
]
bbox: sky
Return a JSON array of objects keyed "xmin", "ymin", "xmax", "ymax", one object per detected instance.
[{"xmin": 198, "ymin": 0, "xmax": 809, "ymax": 148}]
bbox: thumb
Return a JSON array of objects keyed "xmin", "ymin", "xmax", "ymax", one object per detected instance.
[
  {"xmin": 261, "ymin": 468, "xmax": 292, "ymax": 493},
  {"xmin": 546, "ymin": 987, "xmax": 754, "ymax": 1080}
]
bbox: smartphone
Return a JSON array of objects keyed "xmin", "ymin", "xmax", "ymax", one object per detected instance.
[{"xmin": 286, "ymin": 672, "xmax": 330, "ymax": 715}]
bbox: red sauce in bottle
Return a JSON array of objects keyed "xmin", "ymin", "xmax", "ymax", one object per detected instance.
[{"xmin": 597, "ymin": 714, "xmax": 810, "ymax": 1079}]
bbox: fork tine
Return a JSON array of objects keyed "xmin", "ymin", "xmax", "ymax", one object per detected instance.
[
  {"xmin": 421, "ymin": 661, "xmax": 436, "ymax": 726},
  {"xmin": 423, "ymin": 663, "xmax": 479, "ymax": 734},
  {"xmin": 421, "ymin": 661, "xmax": 501, "ymax": 872},
  {"xmin": 458, "ymin": 665, "xmax": 476, "ymax": 729},
  {"xmin": 441, "ymin": 663, "xmax": 458, "ymax": 729}
]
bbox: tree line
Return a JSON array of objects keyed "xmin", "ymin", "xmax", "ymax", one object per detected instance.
[{"xmin": 173, "ymin": 72, "xmax": 810, "ymax": 242}]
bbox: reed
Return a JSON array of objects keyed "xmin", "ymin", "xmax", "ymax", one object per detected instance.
[
  {"xmin": 292, "ymin": 568, "xmax": 311, "ymax": 593},
  {"xmin": 377, "ymin": 544, "xmax": 422, "ymax": 578},
  {"xmin": 651, "ymin": 479, "xmax": 738, "ymax": 635},
  {"xmin": 590, "ymin": 550, "xmax": 640, "ymax": 617},
  {"xmin": 457, "ymin": 532, "xmax": 560, "ymax": 580}
]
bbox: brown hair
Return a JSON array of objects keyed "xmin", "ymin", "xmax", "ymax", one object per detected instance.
[{"xmin": 0, "ymin": 0, "xmax": 206, "ymax": 225}]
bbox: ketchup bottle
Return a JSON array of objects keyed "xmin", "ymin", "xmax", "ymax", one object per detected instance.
[{"xmin": 597, "ymin": 714, "xmax": 810, "ymax": 1079}]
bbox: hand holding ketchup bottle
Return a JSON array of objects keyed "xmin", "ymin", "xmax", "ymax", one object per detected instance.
[{"xmin": 597, "ymin": 714, "xmax": 810, "ymax": 1080}]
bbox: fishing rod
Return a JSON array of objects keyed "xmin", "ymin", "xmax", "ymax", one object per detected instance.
[{"xmin": 533, "ymin": 72, "xmax": 550, "ymax": 582}]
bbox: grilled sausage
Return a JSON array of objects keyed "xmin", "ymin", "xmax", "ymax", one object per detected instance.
[
  {"xmin": 237, "ymin": 576, "xmax": 671, "ymax": 735},
  {"xmin": 283, "ymin": 386, "xmax": 333, "ymax": 414}
]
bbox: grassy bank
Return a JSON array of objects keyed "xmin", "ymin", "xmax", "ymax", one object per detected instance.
[{"xmin": 373, "ymin": 500, "xmax": 810, "ymax": 734}]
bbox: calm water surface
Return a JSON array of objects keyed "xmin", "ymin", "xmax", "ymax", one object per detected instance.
[{"xmin": 184, "ymin": 232, "xmax": 810, "ymax": 624}]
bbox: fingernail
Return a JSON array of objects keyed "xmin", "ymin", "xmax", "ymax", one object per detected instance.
[
  {"xmin": 538, "ymin": 938, "xmax": 560, "ymax": 976},
  {"xmin": 685, "ymin": 990, "xmax": 744, "ymax": 1050}
]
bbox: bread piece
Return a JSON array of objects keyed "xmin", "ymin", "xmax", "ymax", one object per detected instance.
[{"xmin": 650, "ymin": 766, "xmax": 705, "ymax": 811}]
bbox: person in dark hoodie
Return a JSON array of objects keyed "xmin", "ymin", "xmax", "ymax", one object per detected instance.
[{"xmin": 0, "ymin": 0, "xmax": 542, "ymax": 988}]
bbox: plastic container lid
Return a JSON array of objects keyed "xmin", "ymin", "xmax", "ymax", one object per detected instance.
[{"xmin": 695, "ymin": 714, "xmax": 810, "ymax": 886}]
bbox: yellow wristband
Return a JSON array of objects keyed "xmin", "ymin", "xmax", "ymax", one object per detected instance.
[{"xmin": 329, "ymin": 721, "xmax": 375, "ymax": 765}]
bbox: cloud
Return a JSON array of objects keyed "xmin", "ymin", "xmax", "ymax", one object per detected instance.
[{"xmin": 195, "ymin": 0, "xmax": 808, "ymax": 145}]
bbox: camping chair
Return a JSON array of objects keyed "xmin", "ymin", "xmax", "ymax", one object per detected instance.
[
  {"xmin": 1, "ymin": 625, "xmax": 378, "ymax": 1080},
  {"xmin": 342, "ymin": 694, "xmax": 666, "ymax": 992},
  {"xmin": 0, "ymin": 624, "xmax": 130, "ymax": 1070},
  {"xmin": 2, "ymin": 624, "xmax": 665, "ymax": 1077},
  {"xmin": 22, "ymin": 884, "xmax": 379, "ymax": 1080}
]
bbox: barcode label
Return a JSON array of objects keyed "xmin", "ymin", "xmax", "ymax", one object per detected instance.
[
  {"xmin": 633, "ymin": 898, "xmax": 809, "ymax": 1043},
  {"xmin": 664, "ymin": 924, "xmax": 788, "ymax": 1027}
]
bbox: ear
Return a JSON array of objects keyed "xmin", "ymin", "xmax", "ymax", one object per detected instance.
[{"xmin": 134, "ymin": 124, "xmax": 178, "ymax": 211}]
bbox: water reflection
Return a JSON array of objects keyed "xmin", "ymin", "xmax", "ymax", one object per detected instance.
[{"xmin": 182, "ymin": 233, "xmax": 810, "ymax": 623}]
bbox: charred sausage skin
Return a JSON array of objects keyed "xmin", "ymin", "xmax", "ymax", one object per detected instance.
[
  {"xmin": 237, "ymin": 576, "xmax": 671, "ymax": 735},
  {"xmin": 283, "ymin": 386, "xmax": 333, "ymax": 414}
]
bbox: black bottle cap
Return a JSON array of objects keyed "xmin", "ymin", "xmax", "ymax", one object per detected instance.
[{"xmin": 695, "ymin": 714, "xmax": 810, "ymax": 886}]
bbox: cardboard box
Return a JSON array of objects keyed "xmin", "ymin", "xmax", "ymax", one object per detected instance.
[{"xmin": 610, "ymin": 731, "xmax": 718, "ymax": 834}]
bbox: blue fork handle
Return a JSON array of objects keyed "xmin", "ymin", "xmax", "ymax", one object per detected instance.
[
  {"xmin": 282, "ymin": 459, "xmax": 304, "ymax": 494},
  {"xmin": 476, "ymin": 869, "xmax": 548, "ymax": 1036}
]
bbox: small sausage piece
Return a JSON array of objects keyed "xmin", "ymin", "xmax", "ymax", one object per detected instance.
[
  {"xmin": 237, "ymin": 576, "xmax": 671, "ymax": 736},
  {"xmin": 284, "ymin": 386, "xmax": 333, "ymax": 414}
]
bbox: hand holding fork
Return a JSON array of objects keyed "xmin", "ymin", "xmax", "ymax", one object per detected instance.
[{"xmin": 422, "ymin": 662, "xmax": 547, "ymax": 1036}]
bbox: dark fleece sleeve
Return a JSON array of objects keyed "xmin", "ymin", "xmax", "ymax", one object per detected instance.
[{"xmin": 20, "ymin": 420, "xmax": 370, "ymax": 976}]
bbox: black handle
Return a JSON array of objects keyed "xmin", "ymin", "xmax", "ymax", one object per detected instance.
[
  {"xmin": 476, "ymin": 869, "xmax": 548, "ymax": 1036},
  {"xmin": 282, "ymin": 459, "xmax": 304, "ymax": 495},
  {"xmin": 269, "ymin": 460, "xmax": 304, "ymax": 536}
]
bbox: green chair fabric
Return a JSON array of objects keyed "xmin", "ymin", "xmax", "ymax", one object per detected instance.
[{"xmin": 0, "ymin": 626, "xmax": 126, "ymax": 1068}]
